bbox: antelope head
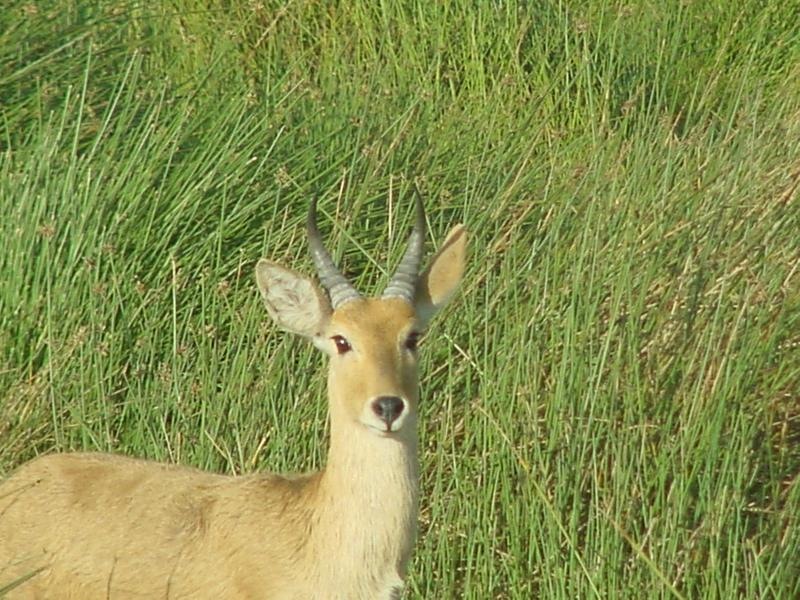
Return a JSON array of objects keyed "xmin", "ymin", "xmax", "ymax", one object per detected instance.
[{"xmin": 255, "ymin": 197, "xmax": 467, "ymax": 439}]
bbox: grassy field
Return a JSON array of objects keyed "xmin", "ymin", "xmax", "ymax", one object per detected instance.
[{"xmin": 2, "ymin": 0, "xmax": 799, "ymax": 597}]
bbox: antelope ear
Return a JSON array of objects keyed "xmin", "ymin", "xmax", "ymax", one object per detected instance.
[
  {"xmin": 255, "ymin": 259, "xmax": 331, "ymax": 338},
  {"xmin": 415, "ymin": 225, "xmax": 467, "ymax": 327}
]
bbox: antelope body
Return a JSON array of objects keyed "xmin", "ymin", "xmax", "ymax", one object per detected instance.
[{"xmin": 0, "ymin": 198, "xmax": 467, "ymax": 599}]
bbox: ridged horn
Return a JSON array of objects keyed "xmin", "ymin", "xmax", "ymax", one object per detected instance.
[
  {"xmin": 383, "ymin": 194, "xmax": 425, "ymax": 303},
  {"xmin": 307, "ymin": 198, "xmax": 361, "ymax": 308}
]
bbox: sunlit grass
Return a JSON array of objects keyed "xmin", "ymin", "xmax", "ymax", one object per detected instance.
[{"xmin": 2, "ymin": 1, "xmax": 799, "ymax": 597}]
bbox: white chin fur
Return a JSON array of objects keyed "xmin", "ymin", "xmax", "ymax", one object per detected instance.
[{"xmin": 360, "ymin": 414, "xmax": 408, "ymax": 435}]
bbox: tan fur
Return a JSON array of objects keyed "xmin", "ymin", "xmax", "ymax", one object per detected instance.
[
  {"xmin": 0, "ymin": 224, "xmax": 467, "ymax": 599},
  {"xmin": 416, "ymin": 225, "xmax": 468, "ymax": 323}
]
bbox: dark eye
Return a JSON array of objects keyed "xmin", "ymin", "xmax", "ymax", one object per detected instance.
[
  {"xmin": 405, "ymin": 332, "xmax": 421, "ymax": 352},
  {"xmin": 331, "ymin": 335, "xmax": 352, "ymax": 355}
]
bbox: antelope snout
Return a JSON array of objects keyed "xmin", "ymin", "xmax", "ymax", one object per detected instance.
[{"xmin": 371, "ymin": 396, "xmax": 406, "ymax": 430}]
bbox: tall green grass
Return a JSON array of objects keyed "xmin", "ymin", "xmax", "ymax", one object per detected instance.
[{"xmin": 2, "ymin": 1, "xmax": 799, "ymax": 597}]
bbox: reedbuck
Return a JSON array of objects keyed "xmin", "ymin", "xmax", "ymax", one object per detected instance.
[{"xmin": 0, "ymin": 198, "xmax": 467, "ymax": 599}]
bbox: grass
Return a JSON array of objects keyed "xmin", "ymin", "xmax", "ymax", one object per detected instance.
[{"xmin": 2, "ymin": 0, "xmax": 799, "ymax": 597}]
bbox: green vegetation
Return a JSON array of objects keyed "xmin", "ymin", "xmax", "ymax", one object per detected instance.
[{"xmin": 2, "ymin": 1, "xmax": 799, "ymax": 597}]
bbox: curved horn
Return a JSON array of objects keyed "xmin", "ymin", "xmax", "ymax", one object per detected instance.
[
  {"xmin": 307, "ymin": 198, "xmax": 361, "ymax": 308},
  {"xmin": 383, "ymin": 194, "xmax": 425, "ymax": 303}
]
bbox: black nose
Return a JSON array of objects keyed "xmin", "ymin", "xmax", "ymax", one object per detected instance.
[{"xmin": 371, "ymin": 396, "xmax": 405, "ymax": 427}]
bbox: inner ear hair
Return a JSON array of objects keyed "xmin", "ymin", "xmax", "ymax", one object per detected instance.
[{"xmin": 255, "ymin": 260, "xmax": 331, "ymax": 338}]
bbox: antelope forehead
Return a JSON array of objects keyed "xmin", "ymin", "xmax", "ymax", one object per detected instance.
[{"xmin": 330, "ymin": 297, "xmax": 417, "ymax": 336}]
